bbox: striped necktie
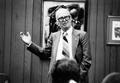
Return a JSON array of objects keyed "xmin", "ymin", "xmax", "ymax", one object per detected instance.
[{"xmin": 62, "ymin": 33, "xmax": 70, "ymax": 58}]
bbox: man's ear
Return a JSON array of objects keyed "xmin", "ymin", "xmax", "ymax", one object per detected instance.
[{"xmin": 56, "ymin": 21, "xmax": 60, "ymax": 26}]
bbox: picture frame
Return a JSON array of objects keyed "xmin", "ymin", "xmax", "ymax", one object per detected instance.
[
  {"xmin": 42, "ymin": 0, "xmax": 87, "ymax": 47},
  {"xmin": 107, "ymin": 16, "xmax": 120, "ymax": 45}
]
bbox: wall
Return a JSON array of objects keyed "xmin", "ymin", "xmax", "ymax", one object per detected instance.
[
  {"xmin": 0, "ymin": 0, "xmax": 49, "ymax": 83},
  {"xmin": 88, "ymin": 0, "xmax": 120, "ymax": 83},
  {"xmin": 0, "ymin": 0, "xmax": 120, "ymax": 83}
]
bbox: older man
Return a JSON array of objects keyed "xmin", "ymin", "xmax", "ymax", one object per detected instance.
[{"xmin": 20, "ymin": 6, "xmax": 91, "ymax": 83}]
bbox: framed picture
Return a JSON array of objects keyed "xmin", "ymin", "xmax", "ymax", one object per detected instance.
[
  {"xmin": 107, "ymin": 16, "xmax": 120, "ymax": 45},
  {"xmin": 42, "ymin": 0, "xmax": 86, "ymax": 47}
]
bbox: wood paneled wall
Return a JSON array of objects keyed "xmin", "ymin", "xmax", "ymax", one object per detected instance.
[
  {"xmin": 88, "ymin": 0, "xmax": 120, "ymax": 83},
  {"xmin": 1, "ymin": 0, "xmax": 120, "ymax": 83}
]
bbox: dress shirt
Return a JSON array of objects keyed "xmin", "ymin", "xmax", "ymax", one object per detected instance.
[{"xmin": 56, "ymin": 26, "xmax": 73, "ymax": 61}]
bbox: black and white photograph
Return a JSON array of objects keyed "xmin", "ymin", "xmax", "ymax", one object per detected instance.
[
  {"xmin": 112, "ymin": 21, "xmax": 120, "ymax": 40},
  {"xmin": 1, "ymin": 0, "xmax": 120, "ymax": 83},
  {"xmin": 107, "ymin": 16, "xmax": 120, "ymax": 44}
]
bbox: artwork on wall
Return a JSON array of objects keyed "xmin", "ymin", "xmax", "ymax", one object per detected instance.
[
  {"xmin": 42, "ymin": 0, "xmax": 86, "ymax": 47},
  {"xmin": 107, "ymin": 16, "xmax": 120, "ymax": 45}
]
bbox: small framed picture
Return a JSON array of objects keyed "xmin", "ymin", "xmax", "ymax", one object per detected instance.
[{"xmin": 107, "ymin": 16, "xmax": 120, "ymax": 45}]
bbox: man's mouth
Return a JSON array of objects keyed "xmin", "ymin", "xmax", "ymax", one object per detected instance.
[{"xmin": 62, "ymin": 22, "xmax": 68, "ymax": 25}]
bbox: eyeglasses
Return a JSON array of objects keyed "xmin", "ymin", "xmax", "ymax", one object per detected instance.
[{"xmin": 58, "ymin": 16, "xmax": 70, "ymax": 22}]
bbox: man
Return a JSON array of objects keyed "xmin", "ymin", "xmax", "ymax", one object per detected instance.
[{"xmin": 20, "ymin": 6, "xmax": 91, "ymax": 83}]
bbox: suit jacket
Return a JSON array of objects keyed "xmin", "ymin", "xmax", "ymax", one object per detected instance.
[{"xmin": 27, "ymin": 28, "xmax": 91, "ymax": 83}]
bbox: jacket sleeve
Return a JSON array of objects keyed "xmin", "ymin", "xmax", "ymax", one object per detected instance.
[
  {"xmin": 79, "ymin": 32, "xmax": 92, "ymax": 78},
  {"xmin": 27, "ymin": 33, "xmax": 53, "ymax": 59}
]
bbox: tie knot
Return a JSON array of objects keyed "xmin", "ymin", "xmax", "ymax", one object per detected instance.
[{"xmin": 63, "ymin": 33, "xmax": 68, "ymax": 43}]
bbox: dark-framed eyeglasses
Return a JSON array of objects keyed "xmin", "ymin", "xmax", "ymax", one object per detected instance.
[{"xmin": 58, "ymin": 15, "xmax": 71, "ymax": 22}]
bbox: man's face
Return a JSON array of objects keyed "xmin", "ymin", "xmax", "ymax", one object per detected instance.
[{"xmin": 56, "ymin": 8, "xmax": 72, "ymax": 31}]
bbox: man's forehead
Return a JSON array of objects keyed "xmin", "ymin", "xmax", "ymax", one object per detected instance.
[{"xmin": 56, "ymin": 8, "xmax": 70, "ymax": 19}]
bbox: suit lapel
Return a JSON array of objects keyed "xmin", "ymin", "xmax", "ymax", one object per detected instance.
[
  {"xmin": 53, "ymin": 31, "xmax": 61, "ymax": 59},
  {"xmin": 48, "ymin": 31, "xmax": 61, "ymax": 74},
  {"xmin": 72, "ymin": 29, "xmax": 79, "ymax": 57}
]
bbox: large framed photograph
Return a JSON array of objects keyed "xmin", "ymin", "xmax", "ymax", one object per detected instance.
[
  {"xmin": 107, "ymin": 16, "xmax": 120, "ymax": 45},
  {"xmin": 42, "ymin": 0, "xmax": 86, "ymax": 47}
]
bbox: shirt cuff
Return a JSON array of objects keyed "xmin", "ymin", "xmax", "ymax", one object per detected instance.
[{"xmin": 26, "ymin": 41, "xmax": 32, "ymax": 47}]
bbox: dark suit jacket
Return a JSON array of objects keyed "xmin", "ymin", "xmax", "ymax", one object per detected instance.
[{"xmin": 27, "ymin": 28, "xmax": 91, "ymax": 83}]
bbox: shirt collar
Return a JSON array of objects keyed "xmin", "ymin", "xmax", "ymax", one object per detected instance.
[{"xmin": 61, "ymin": 26, "xmax": 73, "ymax": 36}]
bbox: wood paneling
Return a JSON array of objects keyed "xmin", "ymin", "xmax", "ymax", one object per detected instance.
[
  {"xmin": 1, "ymin": 0, "xmax": 120, "ymax": 83},
  {"xmin": 95, "ymin": 0, "xmax": 105, "ymax": 82},
  {"xmin": 104, "ymin": 0, "xmax": 112, "ymax": 76},
  {"xmin": 88, "ymin": 0, "xmax": 97, "ymax": 82},
  {"xmin": 0, "ymin": 0, "xmax": 5, "ymax": 73},
  {"xmin": 30, "ymin": 0, "xmax": 42, "ymax": 83},
  {"xmin": 10, "ymin": 0, "xmax": 25, "ymax": 83},
  {"xmin": 4, "ymin": 0, "xmax": 12, "ymax": 75},
  {"xmin": 88, "ymin": 0, "xmax": 120, "ymax": 83},
  {"xmin": 23, "ymin": 0, "xmax": 33, "ymax": 83}
]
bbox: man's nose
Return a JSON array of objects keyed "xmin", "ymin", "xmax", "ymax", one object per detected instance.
[{"xmin": 62, "ymin": 18, "xmax": 67, "ymax": 22}]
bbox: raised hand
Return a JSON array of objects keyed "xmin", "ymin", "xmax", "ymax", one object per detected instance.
[{"xmin": 20, "ymin": 32, "xmax": 32, "ymax": 45}]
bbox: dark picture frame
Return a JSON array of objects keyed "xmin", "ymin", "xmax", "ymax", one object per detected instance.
[
  {"xmin": 42, "ymin": 0, "xmax": 86, "ymax": 47},
  {"xmin": 107, "ymin": 16, "xmax": 120, "ymax": 45}
]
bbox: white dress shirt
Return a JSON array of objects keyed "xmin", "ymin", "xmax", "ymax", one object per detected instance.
[{"xmin": 56, "ymin": 26, "xmax": 73, "ymax": 61}]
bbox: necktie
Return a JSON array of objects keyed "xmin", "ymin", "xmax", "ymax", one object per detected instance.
[{"xmin": 62, "ymin": 33, "xmax": 70, "ymax": 58}]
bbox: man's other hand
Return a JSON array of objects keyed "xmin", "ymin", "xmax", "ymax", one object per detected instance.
[{"xmin": 20, "ymin": 32, "xmax": 32, "ymax": 45}]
